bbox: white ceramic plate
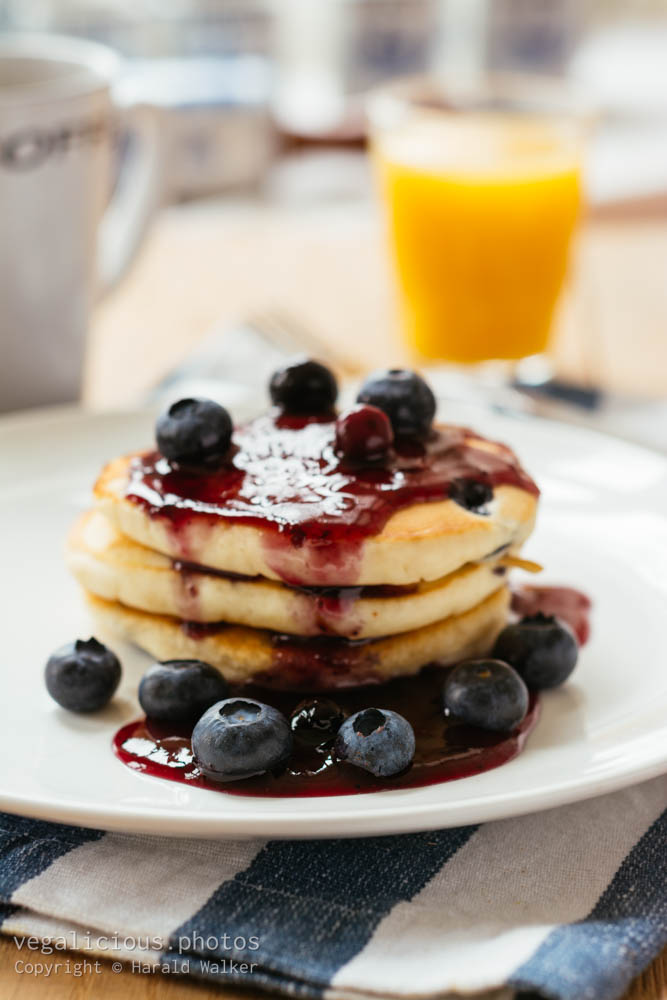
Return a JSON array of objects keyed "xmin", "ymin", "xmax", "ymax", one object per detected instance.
[{"xmin": 2, "ymin": 405, "xmax": 667, "ymax": 838}]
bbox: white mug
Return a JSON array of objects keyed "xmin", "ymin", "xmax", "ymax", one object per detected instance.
[{"xmin": 0, "ymin": 34, "xmax": 163, "ymax": 412}]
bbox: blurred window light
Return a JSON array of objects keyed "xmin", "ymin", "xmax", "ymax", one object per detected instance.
[
  {"xmin": 0, "ymin": 0, "xmax": 271, "ymax": 58},
  {"xmin": 487, "ymin": 0, "xmax": 581, "ymax": 74}
]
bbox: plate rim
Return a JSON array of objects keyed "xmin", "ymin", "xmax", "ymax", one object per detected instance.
[
  {"xmin": 4, "ymin": 404, "xmax": 667, "ymax": 838},
  {"xmin": 1, "ymin": 744, "xmax": 666, "ymax": 838}
]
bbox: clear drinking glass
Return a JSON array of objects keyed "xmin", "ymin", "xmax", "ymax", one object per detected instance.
[{"xmin": 367, "ymin": 74, "xmax": 587, "ymax": 371}]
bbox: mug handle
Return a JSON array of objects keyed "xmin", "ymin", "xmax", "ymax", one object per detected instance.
[{"xmin": 96, "ymin": 99, "xmax": 165, "ymax": 296}]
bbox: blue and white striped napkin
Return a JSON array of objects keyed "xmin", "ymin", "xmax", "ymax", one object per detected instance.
[{"xmin": 1, "ymin": 776, "xmax": 665, "ymax": 1000}]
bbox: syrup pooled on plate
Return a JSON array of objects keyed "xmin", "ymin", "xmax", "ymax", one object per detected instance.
[
  {"xmin": 113, "ymin": 668, "xmax": 540, "ymax": 798},
  {"xmin": 112, "ymin": 584, "xmax": 590, "ymax": 797}
]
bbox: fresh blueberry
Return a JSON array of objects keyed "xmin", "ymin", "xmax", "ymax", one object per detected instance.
[
  {"xmin": 45, "ymin": 638, "xmax": 121, "ymax": 712},
  {"xmin": 492, "ymin": 613, "xmax": 579, "ymax": 690},
  {"xmin": 269, "ymin": 357, "xmax": 338, "ymax": 414},
  {"xmin": 156, "ymin": 397, "xmax": 232, "ymax": 468},
  {"xmin": 138, "ymin": 659, "xmax": 229, "ymax": 723},
  {"xmin": 443, "ymin": 659, "xmax": 529, "ymax": 733},
  {"xmin": 290, "ymin": 697, "xmax": 346, "ymax": 746},
  {"xmin": 334, "ymin": 404, "xmax": 394, "ymax": 464},
  {"xmin": 334, "ymin": 707, "xmax": 415, "ymax": 777},
  {"xmin": 449, "ymin": 478, "xmax": 493, "ymax": 512},
  {"xmin": 192, "ymin": 698, "xmax": 293, "ymax": 781},
  {"xmin": 356, "ymin": 369, "xmax": 436, "ymax": 440}
]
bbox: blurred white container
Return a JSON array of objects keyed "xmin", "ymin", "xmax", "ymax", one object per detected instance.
[{"xmin": 0, "ymin": 34, "xmax": 163, "ymax": 411}]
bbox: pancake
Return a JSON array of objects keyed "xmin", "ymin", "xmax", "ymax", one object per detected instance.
[
  {"xmin": 68, "ymin": 509, "xmax": 513, "ymax": 639},
  {"xmin": 84, "ymin": 585, "xmax": 510, "ymax": 689},
  {"xmin": 94, "ymin": 423, "xmax": 538, "ymax": 587}
]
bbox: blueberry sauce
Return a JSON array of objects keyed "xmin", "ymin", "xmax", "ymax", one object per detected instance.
[
  {"xmin": 112, "ymin": 584, "xmax": 589, "ymax": 796},
  {"xmin": 125, "ymin": 413, "xmax": 538, "ymax": 584},
  {"xmin": 175, "ymin": 583, "xmax": 591, "ymax": 690},
  {"xmin": 171, "ymin": 560, "xmax": 260, "ymax": 583},
  {"xmin": 171, "ymin": 557, "xmax": 417, "ymax": 637},
  {"xmin": 176, "ymin": 624, "xmax": 409, "ymax": 689},
  {"xmin": 511, "ymin": 585, "xmax": 591, "ymax": 645},
  {"xmin": 171, "ymin": 558, "xmax": 417, "ymax": 599},
  {"xmin": 268, "ymin": 632, "xmax": 380, "ymax": 689},
  {"xmin": 113, "ymin": 668, "xmax": 540, "ymax": 798}
]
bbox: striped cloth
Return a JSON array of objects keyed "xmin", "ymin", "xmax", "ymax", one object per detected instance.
[{"xmin": 1, "ymin": 776, "xmax": 665, "ymax": 1000}]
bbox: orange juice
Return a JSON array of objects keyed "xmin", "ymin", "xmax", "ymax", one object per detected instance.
[{"xmin": 374, "ymin": 114, "xmax": 582, "ymax": 362}]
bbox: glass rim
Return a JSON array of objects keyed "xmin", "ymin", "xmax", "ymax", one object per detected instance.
[{"xmin": 366, "ymin": 72, "xmax": 597, "ymax": 132}]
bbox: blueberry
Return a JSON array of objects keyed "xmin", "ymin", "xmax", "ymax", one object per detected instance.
[
  {"xmin": 192, "ymin": 698, "xmax": 292, "ymax": 781},
  {"xmin": 334, "ymin": 708, "xmax": 415, "ymax": 777},
  {"xmin": 139, "ymin": 659, "xmax": 229, "ymax": 723},
  {"xmin": 45, "ymin": 638, "xmax": 121, "ymax": 712},
  {"xmin": 334, "ymin": 404, "xmax": 394, "ymax": 464},
  {"xmin": 290, "ymin": 697, "xmax": 346, "ymax": 746},
  {"xmin": 356, "ymin": 369, "xmax": 436, "ymax": 440},
  {"xmin": 269, "ymin": 357, "xmax": 338, "ymax": 414},
  {"xmin": 156, "ymin": 397, "xmax": 232, "ymax": 468},
  {"xmin": 443, "ymin": 659, "xmax": 528, "ymax": 733},
  {"xmin": 449, "ymin": 478, "xmax": 493, "ymax": 512},
  {"xmin": 492, "ymin": 613, "xmax": 579, "ymax": 690}
]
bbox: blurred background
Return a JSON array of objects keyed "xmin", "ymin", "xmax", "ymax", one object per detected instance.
[{"xmin": 2, "ymin": 0, "xmax": 667, "ymax": 445}]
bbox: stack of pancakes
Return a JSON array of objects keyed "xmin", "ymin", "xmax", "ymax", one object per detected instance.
[{"xmin": 67, "ymin": 424, "xmax": 539, "ymax": 690}]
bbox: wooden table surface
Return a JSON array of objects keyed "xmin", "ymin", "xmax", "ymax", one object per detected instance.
[
  {"xmin": 0, "ymin": 934, "xmax": 665, "ymax": 1000},
  {"xmin": 4, "ymin": 191, "xmax": 666, "ymax": 996},
  {"xmin": 85, "ymin": 198, "xmax": 667, "ymax": 407}
]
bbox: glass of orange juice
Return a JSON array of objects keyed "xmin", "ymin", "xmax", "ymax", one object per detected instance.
[{"xmin": 368, "ymin": 76, "xmax": 586, "ymax": 367}]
